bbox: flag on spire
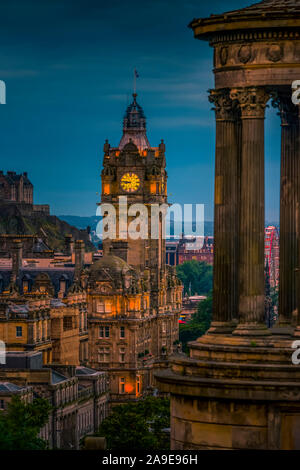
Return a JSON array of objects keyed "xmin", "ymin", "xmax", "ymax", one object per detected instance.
[{"xmin": 133, "ymin": 69, "xmax": 139, "ymax": 94}]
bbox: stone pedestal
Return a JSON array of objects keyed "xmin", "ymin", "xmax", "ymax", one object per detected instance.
[{"xmin": 155, "ymin": 334, "xmax": 300, "ymax": 449}]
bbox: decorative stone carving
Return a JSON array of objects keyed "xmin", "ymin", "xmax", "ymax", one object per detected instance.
[
  {"xmin": 208, "ymin": 88, "xmax": 236, "ymax": 121},
  {"xmin": 238, "ymin": 44, "xmax": 252, "ymax": 64},
  {"xmin": 219, "ymin": 46, "xmax": 228, "ymax": 66},
  {"xmin": 230, "ymin": 87, "xmax": 269, "ymax": 118},
  {"xmin": 266, "ymin": 43, "xmax": 283, "ymax": 62},
  {"xmin": 271, "ymin": 90, "xmax": 298, "ymax": 126}
]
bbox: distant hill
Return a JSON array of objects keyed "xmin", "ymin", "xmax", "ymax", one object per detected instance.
[
  {"xmin": 59, "ymin": 215, "xmax": 101, "ymax": 231},
  {"xmin": 0, "ymin": 203, "xmax": 95, "ymax": 252},
  {"xmin": 59, "ymin": 215, "xmax": 215, "ymax": 237}
]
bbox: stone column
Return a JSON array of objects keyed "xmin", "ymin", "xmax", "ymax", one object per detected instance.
[
  {"xmin": 10, "ymin": 239, "xmax": 22, "ymax": 286},
  {"xmin": 74, "ymin": 240, "xmax": 85, "ymax": 283},
  {"xmin": 272, "ymin": 91, "xmax": 299, "ymax": 334},
  {"xmin": 208, "ymin": 89, "xmax": 240, "ymax": 333},
  {"xmin": 230, "ymin": 87, "xmax": 270, "ymax": 335},
  {"xmin": 294, "ymin": 105, "xmax": 300, "ymax": 336}
]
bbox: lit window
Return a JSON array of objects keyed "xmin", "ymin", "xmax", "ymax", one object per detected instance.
[
  {"xmin": 16, "ymin": 326, "xmax": 22, "ymax": 337},
  {"xmin": 103, "ymin": 184, "xmax": 110, "ymax": 195},
  {"xmin": 120, "ymin": 326, "xmax": 125, "ymax": 338},
  {"xmin": 23, "ymin": 280, "xmax": 29, "ymax": 293},
  {"xmin": 97, "ymin": 302, "xmax": 105, "ymax": 313},
  {"xmin": 119, "ymin": 377, "xmax": 125, "ymax": 394}
]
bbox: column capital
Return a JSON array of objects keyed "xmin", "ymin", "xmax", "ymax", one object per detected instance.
[
  {"xmin": 230, "ymin": 87, "xmax": 269, "ymax": 119},
  {"xmin": 271, "ymin": 89, "xmax": 299, "ymax": 126},
  {"xmin": 208, "ymin": 88, "xmax": 236, "ymax": 121}
]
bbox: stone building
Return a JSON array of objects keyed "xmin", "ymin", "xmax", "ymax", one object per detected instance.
[
  {"xmin": 0, "ymin": 352, "xmax": 109, "ymax": 449},
  {"xmin": 166, "ymin": 236, "xmax": 214, "ymax": 266},
  {"xmin": 0, "ymin": 240, "xmax": 89, "ymax": 366},
  {"xmin": 155, "ymin": 0, "xmax": 300, "ymax": 450},
  {"xmin": 0, "ymin": 171, "xmax": 33, "ymax": 204},
  {"xmin": 87, "ymin": 93, "xmax": 182, "ymax": 404}
]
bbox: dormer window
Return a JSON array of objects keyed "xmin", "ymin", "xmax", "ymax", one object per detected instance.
[{"xmin": 23, "ymin": 280, "xmax": 29, "ymax": 293}]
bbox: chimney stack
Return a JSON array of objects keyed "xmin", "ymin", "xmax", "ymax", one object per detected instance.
[
  {"xmin": 74, "ymin": 240, "xmax": 85, "ymax": 282},
  {"xmin": 65, "ymin": 234, "xmax": 74, "ymax": 256},
  {"xmin": 11, "ymin": 239, "xmax": 22, "ymax": 283}
]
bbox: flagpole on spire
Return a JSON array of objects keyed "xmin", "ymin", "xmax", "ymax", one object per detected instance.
[{"xmin": 133, "ymin": 69, "xmax": 139, "ymax": 95}]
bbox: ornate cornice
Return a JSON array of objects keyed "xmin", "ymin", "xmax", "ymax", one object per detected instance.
[
  {"xmin": 230, "ymin": 87, "xmax": 269, "ymax": 118},
  {"xmin": 210, "ymin": 29, "xmax": 300, "ymax": 46}
]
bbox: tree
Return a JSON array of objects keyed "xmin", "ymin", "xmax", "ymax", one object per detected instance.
[
  {"xmin": 97, "ymin": 397, "xmax": 170, "ymax": 450},
  {"xmin": 176, "ymin": 260, "xmax": 213, "ymax": 296},
  {"xmin": 179, "ymin": 293, "xmax": 212, "ymax": 352},
  {"xmin": 0, "ymin": 395, "xmax": 51, "ymax": 450}
]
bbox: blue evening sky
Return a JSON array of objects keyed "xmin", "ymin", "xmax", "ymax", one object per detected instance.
[{"xmin": 0, "ymin": 0, "xmax": 280, "ymax": 221}]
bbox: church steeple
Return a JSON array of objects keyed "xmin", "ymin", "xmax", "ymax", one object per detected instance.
[{"xmin": 119, "ymin": 93, "xmax": 150, "ymax": 151}]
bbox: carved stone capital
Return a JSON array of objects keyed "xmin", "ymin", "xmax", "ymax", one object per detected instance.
[
  {"xmin": 208, "ymin": 89, "xmax": 236, "ymax": 121},
  {"xmin": 230, "ymin": 87, "xmax": 269, "ymax": 119},
  {"xmin": 271, "ymin": 90, "xmax": 298, "ymax": 127}
]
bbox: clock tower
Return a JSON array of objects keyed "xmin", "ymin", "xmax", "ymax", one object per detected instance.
[
  {"xmin": 87, "ymin": 92, "xmax": 182, "ymax": 404},
  {"xmin": 100, "ymin": 93, "xmax": 168, "ymax": 305}
]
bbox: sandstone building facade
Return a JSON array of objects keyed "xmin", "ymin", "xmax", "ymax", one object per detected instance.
[
  {"xmin": 87, "ymin": 93, "xmax": 182, "ymax": 404},
  {"xmin": 0, "ymin": 92, "xmax": 182, "ymax": 445}
]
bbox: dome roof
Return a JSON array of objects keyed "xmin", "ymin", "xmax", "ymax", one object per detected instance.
[
  {"xmin": 224, "ymin": 0, "xmax": 300, "ymax": 16},
  {"xmin": 90, "ymin": 255, "xmax": 132, "ymax": 276},
  {"xmin": 189, "ymin": 0, "xmax": 300, "ymax": 35}
]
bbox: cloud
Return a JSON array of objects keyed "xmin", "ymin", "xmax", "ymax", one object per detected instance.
[
  {"xmin": 0, "ymin": 69, "xmax": 39, "ymax": 78},
  {"xmin": 150, "ymin": 116, "xmax": 214, "ymax": 129}
]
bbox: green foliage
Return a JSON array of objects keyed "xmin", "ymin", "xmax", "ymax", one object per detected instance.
[
  {"xmin": 97, "ymin": 397, "xmax": 170, "ymax": 450},
  {"xmin": 0, "ymin": 395, "xmax": 51, "ymax": 450},
  {"xmin": 176, "ymin": 260, "xmax": 213, "ymax": 296},
  {"xmin": 179, "ymin": 293, "xmax": 212, "ymax": 352}
]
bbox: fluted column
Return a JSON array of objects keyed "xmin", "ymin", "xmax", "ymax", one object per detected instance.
[
  {"xmin": 294, "ymin": 105, "xmax": 300, "ymax": 335},
  {"xmin": 272, "ymin": 91, "xmax": 299, "ymax": 333},
  {"xmin": 230, "ymin": 87, "xmax": 270, "ymax": 335},
  {"xmin": 208, "ymin": 89, "xmax": 239, "ymax": 333}
]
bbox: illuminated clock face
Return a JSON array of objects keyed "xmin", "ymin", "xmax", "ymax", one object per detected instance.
[{"xmin": 120, "ymin": 172, "xmax": 140, "ymax": 193}]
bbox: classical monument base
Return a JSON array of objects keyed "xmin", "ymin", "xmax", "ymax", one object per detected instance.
[
  {"xmin": 154, "ymin": 0, "xmax": 300, "ymax": 451},
  {"xmin": 155, "ymin": 333, "xmax": 300, "ymax": 450}
]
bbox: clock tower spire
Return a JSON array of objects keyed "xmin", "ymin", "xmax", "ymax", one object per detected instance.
[
  {"xmin": 118, "ymin": 93, "xmax": 150, "ymax": 151},
  {"xmin": 100, "ymin": 93, "xmax": 168, "ymax": 284}
]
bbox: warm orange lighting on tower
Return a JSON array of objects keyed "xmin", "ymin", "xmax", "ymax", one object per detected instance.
[{"xmin": 103, "ymin": 184, "xmax": 110, "ymax": 195}]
